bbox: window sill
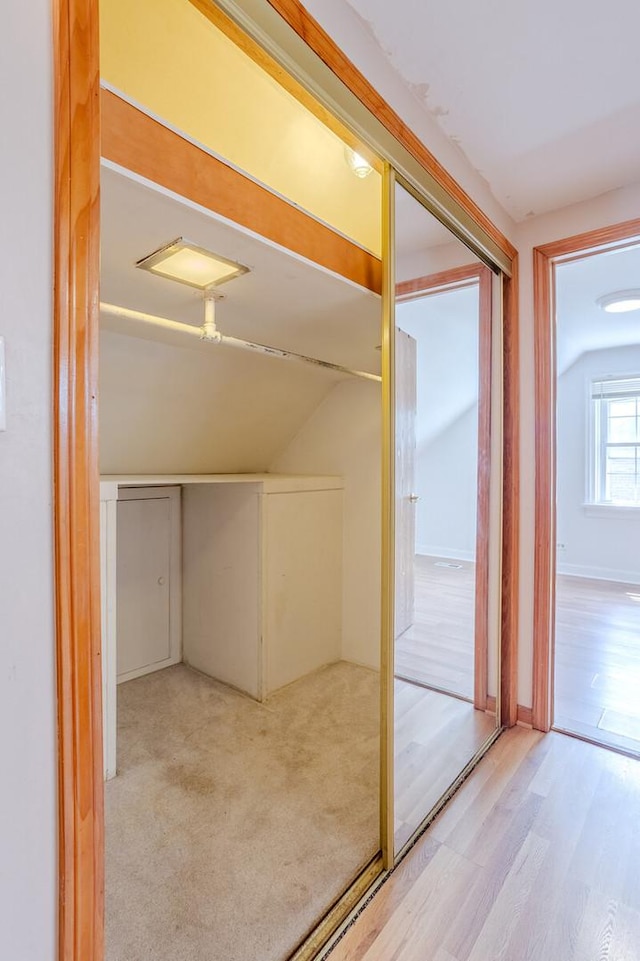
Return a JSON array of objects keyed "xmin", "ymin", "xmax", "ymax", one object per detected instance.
[{"xmin": 583, "ymin": 503, "xmax": 640, "ymax": 518}]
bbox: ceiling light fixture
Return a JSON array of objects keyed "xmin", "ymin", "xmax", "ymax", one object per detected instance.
[
  {"xmin": 136, "ymin": 237, "xmax": 249, "ymax": 290},
  {"xmin": 344, "ymin": 146, "xmax": 374, "ymax": 179},
  {"xmin": 597, "ymin": 290, "xmax": 640, "ymax": 313}
]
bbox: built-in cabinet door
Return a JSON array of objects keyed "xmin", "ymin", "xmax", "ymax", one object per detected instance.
[{"xmin": 116, "ymin": 487, "xmax": 181, "ymax": 681}]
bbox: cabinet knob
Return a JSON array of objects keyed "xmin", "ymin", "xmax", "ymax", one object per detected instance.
[
  {"xmin": 409, "ymin": 493, "xmax": 419, "ymax": 503},
  {"xmin": 157, "ymin": 576, "xmax": 166, "ymax": 586}
]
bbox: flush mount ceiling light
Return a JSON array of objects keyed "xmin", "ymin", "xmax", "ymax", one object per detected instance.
[
  {"xmin": 597, "ymin": 290, "xmax": 640, "ymax": 313},
  {"xmin": 136, "ymin": 237, "xmax": 249, "ymax": 290},
  {"xmin": 344, "ymin": 146, "xmax": 374, "ymax": 179}
]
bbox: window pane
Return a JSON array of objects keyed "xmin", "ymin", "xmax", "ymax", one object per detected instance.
[
  {"xmin": 606, "ymin": 446, "xmax": 636, "ymax": 470},
  {"xmin": 605, "ymin": 445, "xmax": 640, "ymax": 502},
  {"xmin": 608, "ymin": 398, "xmax": 637, "ymax": 418},
  {"xmin": 608, "ymin": 415, "xmax": 640, "ymax": 443}
]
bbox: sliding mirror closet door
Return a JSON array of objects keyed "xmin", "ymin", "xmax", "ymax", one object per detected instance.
[
  {"xmin": 392, "ymin": 181, "xmax": 501, "ymax": 856},
  {"xmin": 99, "ymin": 2, "xmax": 384, "ymax": 959}
]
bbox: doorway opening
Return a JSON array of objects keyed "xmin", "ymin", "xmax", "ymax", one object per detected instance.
[
  {"xmin": 54, "ymin": 2, "xmax": 520, "ymax": 958},
  {"xmin": 534, "ymin": 220, "xmax": 640, "ymax": 756}
]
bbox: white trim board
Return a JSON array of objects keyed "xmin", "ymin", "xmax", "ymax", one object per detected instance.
[
  {"xmin": 416, "ymin": 546, "xmax": 476, "ymax": 563},
  {"xmin": 557, "ymin": 563, "xmax": 640, "ymax": 586}
]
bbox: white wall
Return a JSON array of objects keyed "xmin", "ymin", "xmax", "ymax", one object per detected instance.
[
  {"xmin": 302, "ymin": 0, "xmax": 515, "ymax": 241},
  {"xmin": 398, "ymin": 240, "xmax": 484, "ymax": 285},
  {"xmin": 271, "ymin": 379, "xmax": 382, "ymax": 669},
  {"xmin": 0, "ymin": 1, "xmax": 57, "ymax": 957},
  {"xmin": 516, "ymin": 180, "xmax": 640, "ymax": 706},
  {"xmin": 99, "ymin": 329, "xmax": 336, "ymax": 473},
  {"xmin": 397, "ymin": 288, "xmax": 479, "ymax": 560},
  {"xmin": 557, "ymin": 346, "xmax": 640, "ymax": 583}
]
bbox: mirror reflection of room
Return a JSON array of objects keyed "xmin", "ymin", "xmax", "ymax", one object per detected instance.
[
  {"xmin": 98, "ymin": 2, "xmax": 384, "ymax": 958},
  {"xmin": 393, "ymin": 183, "xmax": 499, "ymax": 854}
]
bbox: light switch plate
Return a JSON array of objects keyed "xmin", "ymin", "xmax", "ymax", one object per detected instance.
[{"xmin": 0, "ymin": 337, "xmax": 6, "ymax": 431}]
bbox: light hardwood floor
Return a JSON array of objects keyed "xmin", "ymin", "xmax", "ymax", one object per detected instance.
[
  {"xmin": 395, "ymin": 555, "xmax": 476, "ymax": 701},
  {"xmin": 394, "ymin": 680, "xmax": 496, "ymax": 853},
  {"xmin": 396, "ymin": 562, "xmax": 640, "ymax": 756},
  {"xmin": 555, "ymin": 574, "xmax": 640, "ymax": 755},
  {"xmin": 329, "ymin": 727, "xmax": 640, "ymax": 961}
]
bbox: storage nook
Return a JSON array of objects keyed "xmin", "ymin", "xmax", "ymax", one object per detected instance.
[{"xmin": 100, "ymin": 473, "xmax": 343, "ymax": 778}]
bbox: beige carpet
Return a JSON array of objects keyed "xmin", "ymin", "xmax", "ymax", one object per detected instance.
[{"xmin": 105, "ymin": 662, "xmax": 379, "ymax": 961}]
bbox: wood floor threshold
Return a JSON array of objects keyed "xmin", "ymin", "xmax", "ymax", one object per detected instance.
[
  {"xmin": 552, "ymin": 724, "xmax": 640, "ymax": 762},
  {"xmin": 289, "ymin": 854, "xmax": 384, "ymax": 961},
  {"xmin": 319, "ymin": 726, "xmax": 505, "ymax": 959},
  {"xmin": 318, "ymin": 728, "xmax": 505, "ymax": 961},
  {"xmin": 394, "ymin": 672, "xmax": 474, "ymax": 706}
]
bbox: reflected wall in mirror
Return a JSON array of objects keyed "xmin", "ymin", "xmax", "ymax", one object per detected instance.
[
  {"xmin": 393, "ymin": 183, "xmax": 500, "ymax": 856},
  {"xmin": 98, "ymin": 2, "xmax": 384, "ymax": 957}
]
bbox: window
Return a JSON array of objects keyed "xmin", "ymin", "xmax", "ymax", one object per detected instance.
[{"xmin": 591, "ymin": 376, "xmax": 640, "ymax": 506}]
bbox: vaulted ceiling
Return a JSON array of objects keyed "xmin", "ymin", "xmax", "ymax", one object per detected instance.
[{"xmin": 341, "ymin": 0, "xmax": 640, "ymax": 221}]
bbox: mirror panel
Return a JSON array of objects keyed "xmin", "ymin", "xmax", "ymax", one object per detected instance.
[
  {"xmin": 99, "ymin": 3, "xmax": 385, "ymax": 957},
  {"xmin": 392, "ymin": 182, "xmax": 500, "ymax": 856}
]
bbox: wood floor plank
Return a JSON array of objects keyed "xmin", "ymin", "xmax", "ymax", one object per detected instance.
[
  {"xmin": 432, "ymin": 729, "xmax": 539, "ymax": 858},
  {"xmin": 395, "ymin": 555, "xmax": 475, "ymax": 700},
  {"xmin": 464, "ymin": 831, "xmax": 549, "ymax": 961},
  {"xmin": 394, "ymin": 682, "xmax": 496, "ymax": 851},
  {"xmin": 328, "ymin": 728, "xmax": 640, "ymax": 961},
  {"xmin": 555, "ymin": 575, "xmax": 640, "ymax": 754},
  {"xmin": 357, "ymin": 845, "xmax": 477, "ymax": 961}
]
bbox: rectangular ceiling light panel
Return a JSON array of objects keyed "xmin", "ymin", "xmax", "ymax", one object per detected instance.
[{"xmin": 136, "ymin": 237, "xmax": 249, "ymax": 289}]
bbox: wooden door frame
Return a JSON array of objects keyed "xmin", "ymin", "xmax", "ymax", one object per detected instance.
[
  {"xmin": 532, "ymin": 217, "xmax": 640, "ymax": 732},
  {"xmin": 53, "ymin": 1, "xmax": 519, "ymax": 958},
  {"xmin": 54, "ymin": 1, "xmax": 103, "ymax": 959},
  {"xmin": 396, "ymin": 263, "xmax": 494, "ymax": 714}
]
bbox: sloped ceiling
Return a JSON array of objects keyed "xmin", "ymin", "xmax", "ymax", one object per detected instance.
[
  {"xmin": 99, "ymin": 165, "xmax": 381, "ymax": 474},
  {"xmin": 342, "ymin": 0, "xmax": 640, "ymax": 221}
]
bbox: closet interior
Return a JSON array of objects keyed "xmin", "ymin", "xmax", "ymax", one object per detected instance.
[{"xmin": 97, "ymin": 2, "xmax": 506, "ymax": 958}]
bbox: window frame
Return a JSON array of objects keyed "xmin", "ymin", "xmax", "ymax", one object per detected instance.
[{"xmin": 588, "ymin": 374, "xmax": 640, "ymax": 510}]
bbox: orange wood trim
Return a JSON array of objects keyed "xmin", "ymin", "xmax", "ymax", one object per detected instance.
[
  {"xmin": 265, "ymin": 0, "xmax": 516, "ymax": 264},
  {"xmin": 532, "ymin": 218, "xmax": 640, "ymax": 734},
  {"xmin": 396, "ymin": 262, "xmax": 486, "ymax": 300},
  {"xmin": 536, "ymin": 217, "xmax": 640, "ymax": 261},
  {"xmin": 517, "ymin": 705, "xmax": 533, "ymax": 727},
  {"xmin": 54, "ymin": 1, "xmax": 103, "ymax": 960},
  {"xmin": 186, "ymin": 0, "xmax": 381, "ymax": 171},
  {"xmin": 532, "ymin": 246, "xmax": 555, "ymax": 733},
  {"xmin": 485, "ymin": 697, "xmax": 530, "ymax": 726},
  {"xmin": 101, "ymin": 89, "xmax": 382, "ymax": 295},
  {"xmin": 501, "ymin": 261, "xmax": 520, "ymax": 728},
  {"xmin": 474, "ymin": 265, "xmax": 493, "ymax": 713}
]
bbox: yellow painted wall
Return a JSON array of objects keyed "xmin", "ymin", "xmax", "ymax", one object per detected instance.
[{"xmin": 100, "ymin": 0, "xmax": 381, "ymax": 256}]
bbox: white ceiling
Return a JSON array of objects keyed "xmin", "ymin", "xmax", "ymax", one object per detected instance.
[
  {"xmin": 344, "ymin": 0, "xmax": 640, "ymax": 221},
  {"xmin": 100, "ymin": 164, "xmax": 382, "ymax": 374},
  {"xmin": 556, "ymin": 243, "xmax": 640, "ymax": 372}
]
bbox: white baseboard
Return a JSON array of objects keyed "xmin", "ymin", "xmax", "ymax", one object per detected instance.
[
  {"xmin": 416, "ymin": 544, "xmax": 476, "ymax": 563},
  {"xmin": 557, "ymin": 562, "xmax": 640, "ymax": 586}
]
